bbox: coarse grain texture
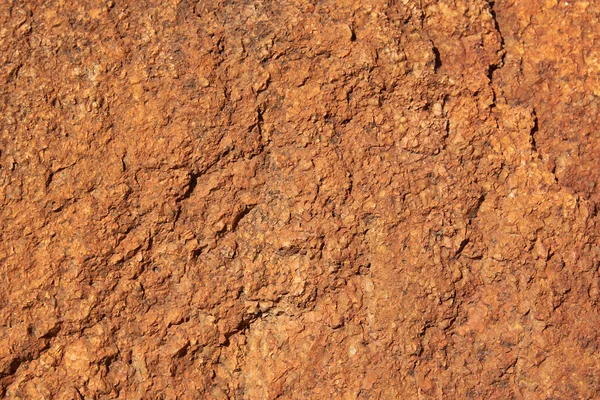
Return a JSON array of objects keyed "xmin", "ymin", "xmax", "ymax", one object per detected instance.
[{"xmin": 0, "ymin": 0, "xmax": 598, "ymax": 399}]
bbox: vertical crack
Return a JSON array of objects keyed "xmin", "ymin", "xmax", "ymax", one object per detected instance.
[
  {"xmin": 176, "ymin": 171, "xmax": 200, "ymax": 202},
  {"xmin": 530, "ymin": 109, "xmax": 539, "ymax": 153},
  {"xmin": 486, "ymin": 0, "xmax": 507, "ymax": 83}
]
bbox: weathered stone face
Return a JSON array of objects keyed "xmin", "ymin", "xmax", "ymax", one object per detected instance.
[{"xmin": 0, "ymin": 0, "xmax": 598, "ymax": 398}]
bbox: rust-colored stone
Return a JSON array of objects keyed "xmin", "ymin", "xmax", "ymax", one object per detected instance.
[{"xmin": 0, "ymin": 0, "xmax": 598, "ymax": 398}]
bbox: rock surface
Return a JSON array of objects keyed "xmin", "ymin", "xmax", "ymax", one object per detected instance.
[{"xmin": 0, "ymin": 0, "xmax": 598, "ymax": 398}]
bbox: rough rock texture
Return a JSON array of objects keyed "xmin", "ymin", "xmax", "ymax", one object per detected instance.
[{"xmin": 0, "ymin": 0, "xmax": 598, "ymax": 398}]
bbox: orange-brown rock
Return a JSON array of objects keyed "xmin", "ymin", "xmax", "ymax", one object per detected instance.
[{"xmin": 0, "ymin": 0, "xmax": 598, "ymax": 398}]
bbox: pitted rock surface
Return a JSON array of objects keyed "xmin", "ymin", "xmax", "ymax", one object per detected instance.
[{"xmin": 0, "ymin": 0, "xmax": 598, "ymax": 398}]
